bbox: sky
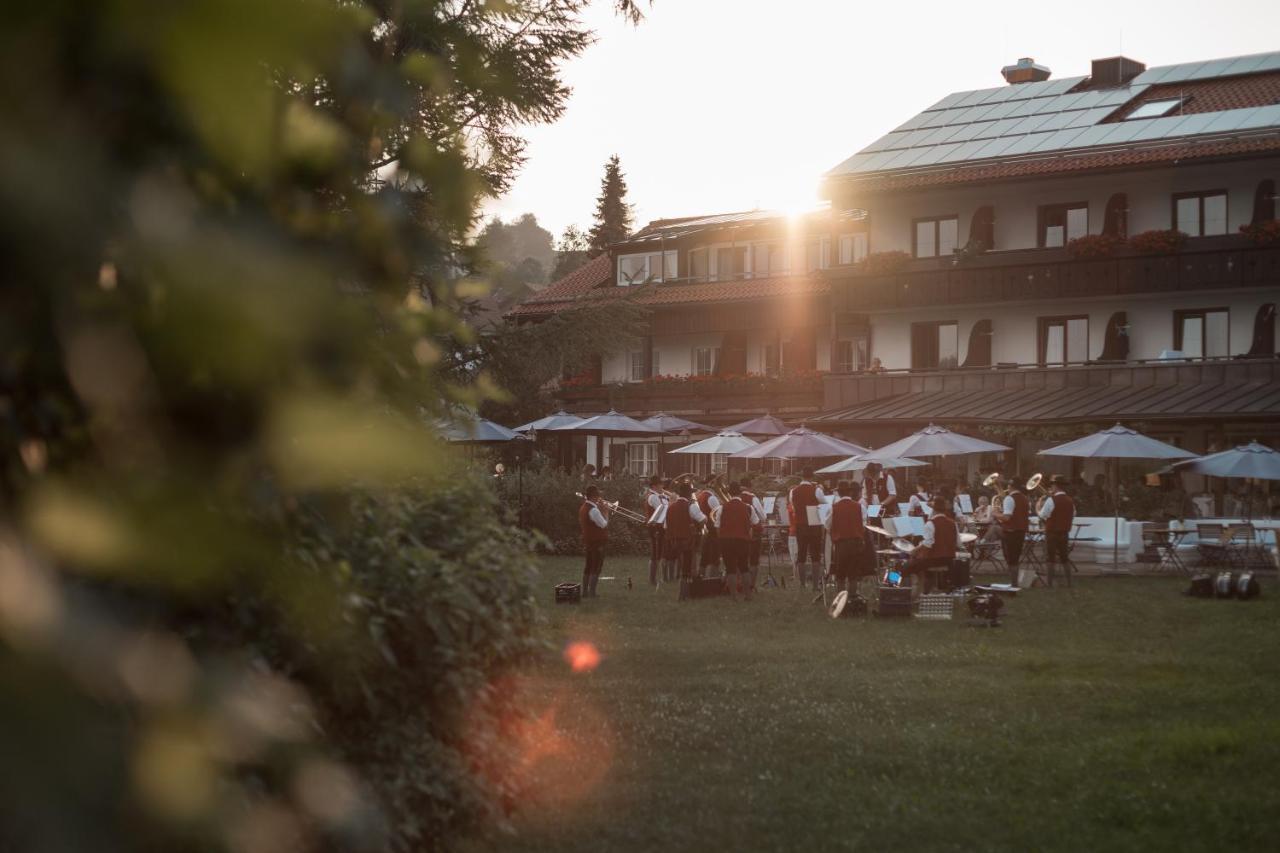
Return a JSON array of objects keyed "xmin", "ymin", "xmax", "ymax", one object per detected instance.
[{"xmin": 482, "ymin": 0, "xmax": 1280, "ymax": 239}]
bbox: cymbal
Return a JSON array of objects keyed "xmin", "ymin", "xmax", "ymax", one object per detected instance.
[
  {"xmin": 960, "ymin": 532, "xmax": 978, "ymax": 544},
  {"xmin": 865, "ymin": 525, "xmax": 893, "ymax": 538}
]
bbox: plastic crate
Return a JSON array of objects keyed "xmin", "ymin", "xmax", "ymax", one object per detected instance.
[
  {"xmin": 554, "ymin": 582, "xmax": 581, "ymax": 604},
  {"xmin": 916, "ymin": 593, "xmax": 954, "ymax": 621}
]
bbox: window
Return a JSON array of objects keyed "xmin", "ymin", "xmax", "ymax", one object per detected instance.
[
  {"xmin": 910, "ymin": 321, "xmax": 958, "ymax": 369},
  {"xmin": 1174, "ymin": 191, "xmax": 1227, "ymax": 237},
  {"xmin": 710, "ymin": 453, "xmax": 728, "ymax": 474},
  {"xmin": 1039, "ymin": 316, "xmax": 1089, "ymax": 366},
  {"xmin": 617, "ymin": 251, "xmax": 677, "ymax": 285},
  {"xmin": 628, "ymin": 350, "xmax": 645, "ymax": 382},
  {"xmin": 913, "ymin": 216, "xmax": 958, "ymax": 258},
  {"xmin": 1040, "ymin": 202, "xmax": 1088, "ymax": 248},
  {"xmin": 803, "ymin": 238, "xmax": 831, "ymax": 272},
  {"xmin": 692, "ymin": 346, "xmax": 719, "ymax": 376},
  {"xmin": 752, "ymin": 242, "xmax": 788, "ymax": 276},
  {"xmin": 1174, "ymin": 308, "xmax": 1229, "ymax": 359},
  {"xmin": 763, "ymin": 343, "xmax": 780, "ymax": 377},
  {"xmin": 838, "ymin": 232, "xmax": 869, "ymax": 265},
  {"xmin": 715, "ymin": 246, "xmax": 747, "ymax": 280},
  {"xmin": 1127, "ymin": 98, "xmax": 1183, "ymax": 120},
  {"xmin": 629, "ymin": 442, "xmax": 657, "ymax": 477},
  {"xmin": 689, "ymin": 247, "xmax": 709, "ymax": 281},
  {"xmin": 834, "ymin": 338, "xmax": 869, "ymax": 373}
]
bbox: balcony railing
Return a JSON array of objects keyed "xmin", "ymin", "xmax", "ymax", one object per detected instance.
[
  {"xmin": 557, "ymin": 373, "xmax": 826, "ymax": 418},
  {"xmin": 830, "ymin": 236, "xmax": 1280, "ymax": 314}
]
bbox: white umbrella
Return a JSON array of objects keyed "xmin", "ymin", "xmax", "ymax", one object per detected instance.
[
  {"xmin": 731, "ymin": 427, "xmax": 868, "ymax": 461},
  {"xmin": 817, "ymin": 455, "xmax": 927, "ymax": 475},
  {"xmin": 862, "ymin": 424, "xmax": 1010, "ymax": 460},
  {"xmin": 513, "ymin": 410, "xmax": 584, "ymax": 433},
  {"xmin": 1171, "ymin": 441, "xmax": 1280, "ymax": 480},
  {"xmin": 670, "ymin": 431, "xmax": 758, "ymax": 456},
  {"xmin": 1039, "ymin": 423, "xmax": 1198, "ymax": 570},
  {"xmin": 440, "ymin": 417, "xmax": 522, "ymax": 444}
]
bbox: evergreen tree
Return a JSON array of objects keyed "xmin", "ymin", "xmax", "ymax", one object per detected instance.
[{"xmin": 588, "ymin": 154, "xmax": 633, "ymax": 256}]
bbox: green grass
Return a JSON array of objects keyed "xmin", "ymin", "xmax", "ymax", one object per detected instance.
[{"xmin": 475, "ymin": 557, "xmax": 1280, "ymax": 852}]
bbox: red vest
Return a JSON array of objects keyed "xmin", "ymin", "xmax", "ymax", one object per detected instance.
[
  {"xmin": 791, "ymin": 482, "xmax": 819, "ymax": 528},
  {"xmin": 719, "ymin": 498, "xmax": 752, "ymax": 540},
  {"xmin": 878, "ymin": 477, "xmax": 898, "ymax": 509},
  {"xmin": 696, "ymin": 489, "xmax": 714, "ymax": 517},
  {"xmin": 928, "ymin": 514, "xmax": 958, "ymax": 558},
  {"xmin": 1004, "ymin": 491, "xmax": 1030, "ymax": 531},
  {"xmin": 1045, "ymin": 492, "xmax": 1076, "ymax": 532},
  {"xmin": 666, "ymin": 497, "xmax": 693, "ymax": 541},
  {"xmin": 579, "ymin": 501, "xmax": 607, "ymax": 544},
  {"xmin": 830, "ymin": 499, "xmax": 865, "ymax": 542}
]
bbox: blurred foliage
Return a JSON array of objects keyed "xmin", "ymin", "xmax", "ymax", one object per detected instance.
[{"xmin": 0, "ymin": 0, "xmax": 643, "ymax": 850}]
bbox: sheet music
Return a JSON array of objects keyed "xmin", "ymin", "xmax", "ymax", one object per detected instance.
[
  {"xmin": 763, "ymin": 496, "xmax": 776, "ymax": 516},
  {"xmin": 882, "ymin": 517, "xmax": 899, "ymax": 537},
  {"xmin": 817, "ymin": 503, "xmax": 833, "ymax": 525},
  {"xmin": 777, "ymin": 503, "xmax": 789, "ymax": 526},
  {"xmin": 805, "ymin": 506, "xmax": 822, "ymax": 526},
  {"xmin": 902, "ymin": 516, "xmax": 926, "ymax": 537},
  {"xmin": 958, "ymin": 494, "xmax": 973, "ymax": 514},
  {"xmin": 867, "ymin": 504, "xmax": 882, "ymax": 518}
]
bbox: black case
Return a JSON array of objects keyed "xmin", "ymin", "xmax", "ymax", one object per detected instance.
[{"xmin": 877, "ymin": 586, "xmax": 913, "ymax": 617}]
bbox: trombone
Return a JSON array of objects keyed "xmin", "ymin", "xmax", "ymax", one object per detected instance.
[{"xmin": 575, "ymin": 492, "xmax": 650, "ymax": 524}]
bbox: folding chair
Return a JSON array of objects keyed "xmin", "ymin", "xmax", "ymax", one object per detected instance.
[
  {"xmin": 969, "ymin": 538, "xmax": 1006, "ymax": 577},
  {"xmin": 1225, "ymin": 525, "xmax": 1262, "ymax": 571},
  {"xmin": 1195, "ymin": 523, "xmax": 1228, "ymax": 569}
]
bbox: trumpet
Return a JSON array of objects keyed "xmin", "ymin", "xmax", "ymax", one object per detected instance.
[{"xmin": 575, "ymin": 492, "xmax": 649, "ymax": 524}]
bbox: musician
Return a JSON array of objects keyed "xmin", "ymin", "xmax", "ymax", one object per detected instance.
[
  {"xmin": 695, "ymin": 479, "xmax": 722, "ymax": 576},
  {"xmin": 662, "ymin": 482, "xmax": 706, "ymax": 595},
  {"xmin": 579, "ymin": 485, "xmax": 609, "ymax": 598},
  {"xmin": 995, "ymin": 478, "xmax": 1031, "ymax": 587},
  {"xmin": 644, "ymin": 475, "xmax": 668, "ymax": 587},
  {"xmin": 716, "ymin": 481, "xmax": 762, "ymax": 601},
  {"xmin": 824, "ymin": 481, "xmax": 870, "ymax": 595},
  {"xmin": 865, "ymin": 463, "xmax": 899, "ymax": 516},
  {"xmin": 1038, "ymin": 475, "xmax": 1076, "ymax": 587},
  {"xmin": 788, "ymin": 469, "xmax": 827, "ymax": 589},
  {"xmin": 907, "ymin": 479, "xmax": 932, "ymax": 517},
  {"xmin": 739, "ymin": 474, "xmax": 767, "ymax": 590},
  {"xmin": 906, "ymin": 497, "xmax": 962, "ymax": 593}
]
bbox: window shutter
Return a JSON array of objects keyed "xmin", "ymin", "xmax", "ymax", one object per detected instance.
[
  {"xmin": 1099, "ymin": 311, "xmax": 1129, "ymax": 361},
  {"xmin": 1103, "ymin": 193, "xmax": 1128, "ymax": 238},
  {"xmin": 961, "ymin": 319, "xmax": 992, "ymax": 368},
  {"xmin": 1246, "ymin": 304, "xmax": 1276, "ymax": 357},
  {"xmin": 1252, "ymin": 180, "xmax": 1276, "ymax": 226}
]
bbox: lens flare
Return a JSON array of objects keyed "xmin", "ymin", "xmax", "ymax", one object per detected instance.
[{"xmin": 563, "ymin": 641, "xmax": 601, "ymax": 673}]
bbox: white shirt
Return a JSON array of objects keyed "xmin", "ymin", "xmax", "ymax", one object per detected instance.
[
  {"xmin": 746, "ymin": 493, "xmax": 767, "ymax": 525},
  {"xmin": 645, "ymin": 489, "xmax": 666, "ymax": 512},
  {"xmin": 884, "ymin": 473, "xmax": 897, "ymax": 497},
  {"xmin": 908, "ymin": 491, "xmax": 930, "ymax": 514},
  {"xmin": 714, "ymin": 498, "xmax": 762, "ymax": 529},
  {"xmin": 1001, "ymin": 495, "xmax": 1016, "ymax": 516},
  {"xmin": 704, "ymin": 492, "xmax": 721, "ymax": 512},
  {"xmin": 587, "ymin": 505, "xmax": 609, "ymax": 529},
  {"xmin": 822, "ymin": 496, "xmax": 864, "ymax": 530},
  {"xmin": 688, "ymin": 501, "xmax": 707, "ymax": 524},
  {"xmin": 922, "ymin": 516, "xmax": 962, "ymax": 549}
]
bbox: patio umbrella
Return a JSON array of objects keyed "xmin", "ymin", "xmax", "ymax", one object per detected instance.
[
  {"xmin": 725, "ymin": 413, "xmax": 790, "ymax": 437},
  {"xmin": 1039, "ymin": 423, "xmax": 1198, "ymax": 570},
  {"xmin": 642, "ymin": 412, "xmax": 713, "ymax": 434},
  {"xmin": 1171, "ymin": 441, "xmax": 1280, "ymax": 480},
  {"xmin": 731, "ymin": 427, "xmax": 868, "ymax": 461},
  {"xmin": 670, "ymin": 431, "xmax": 758, "ymax": 456},
  {"xmin": 861, "ymin": 424, "xmax": 1010, "ymax": 461},
  {"xmin": 512, "ymin": 410, "xmax": 584, "ymax": 433},
  {"xmin": 440, "ymin": 417, "xmax": 522, "ymax": 444},
  {"xmin": 545, "ymin": 409, "xmax": 664, "ymax": 475},
  {"xmin": 816, "ymin": 455, "xmax": 927, "ymax": 475}
]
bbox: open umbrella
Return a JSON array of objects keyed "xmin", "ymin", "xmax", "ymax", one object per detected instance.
[
  {"xmin": 725, "ymin": 413, "xmax": 790, "ymax": 437},
  {"xmin": 440, "ymin": 417, "xmax": 522, "ymax": 444},
  {"xmin": 1039, "ymin": 423, "xmax": 1198, "ymax": 570},
  {"xmin": 731, "ymin": 427, "xmax": 868, "ymax": 461},
  {"xmin": 1171, "ymin": 441, "xmax": 1280, "ymax": 480},
  {"xmin": 817, "ymin": 455, "xmax": 927, "ymax": 475},
  {"xmin": 545, "ymin": 409, "xmax": 664, "ymax": 475},
  {"xmin": 642, "ymin": 412, "xmax": 713, "ymax": 434},
  {"xmin": 861, "ymin": 424, "xmax": 1010, "ymax": 460},
  {"xmin": 512, "ymin": 410, "xmax": 584, "ymax": 433},
  {"xmin": 670, "ymin": 431, "xmax": 758, "ymax": 456}
]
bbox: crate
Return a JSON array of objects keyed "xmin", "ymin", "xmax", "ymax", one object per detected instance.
[
  {"xmin": 916, "ymin": 593, "xmax": 955, "ymax": 621},
  {"xmin": 876, "ymin": 586, "xmax": 913, "ymax": 617},
  {"xmin": 554, "ymin": 582, "xmax": 581, "ymax": 604}
]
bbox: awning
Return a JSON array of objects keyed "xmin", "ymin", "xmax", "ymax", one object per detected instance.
[{"xmin": 814, "ymin": 381, "xmax": 1280, "ymax": 426}]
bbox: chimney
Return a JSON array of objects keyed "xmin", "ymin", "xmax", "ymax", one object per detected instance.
[
  {"xmin": 1089, "ymin": 56, "xmax": 1146, "ymax": 88},
  {"xmin": 1001, "ymin": 57, "xmax": 1052, "ymax": 85}
]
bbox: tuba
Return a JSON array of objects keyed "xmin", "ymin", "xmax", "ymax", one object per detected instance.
[
  {"xmin": 1026, "ymin": 473, "xmax": 1051, "ymax": 514},
  {"xmin": 983, "ymin": 471, "xmax": 1010, "ymax": 503}
]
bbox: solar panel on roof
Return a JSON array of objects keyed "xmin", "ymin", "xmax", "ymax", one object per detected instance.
[
  {"xmin": 979, "ymin": 99, "xmax": 1022, "ymax": 120},
  {"xmin": 1162, "ymin": 112, "xmax": 1217, "ymax": 136},
  {"xmin": 1127, "ymin": 116, "xmax": 1184, "ymax": 141},
  {"xmin": 909, "ymin": 141, "xmax": 965, "ymax": 167},
  {"xmin": 926, "ymin": 91, "xmax": 973, "ymax": 112},
  {"xmin": 1201, "ymin": 109, "xmax": 1257, "ymax": 133},
  {"xmin": 974, "ymin": 85, "xmax": 1022, "ymax": 105},
  {"xmin": 1093, "ymin": 121, "xmax": 1146, "ymax": 145},
  {"xmin": 999, "ymin": 133, "xmax": 1049, "ymax": 156},
  {"xmin": 1033, "ymin": 110, "xmax": 1078, "ymax": 131},
  {"xmin": 1256, "ymin": 53, "xmax": 1280, "ymax": 72},
  {"xmin": 950, "ymin": 88, "xmax": 993, "ymax": 108},
  {"xmin": 1067, "ymin": 107, "xmax": 1114, "ymax": 128},
  {"xmin": 1007, "ymin": 113, "xmax": 1053, "ymax": 134},
  {"xmin": 915, "ymin": 109, "xmax": 954, "ymax": 129},
  {"xmin": 1030, "ymin": 127, "xmax": 1088, "ymax": 153},
  {"xmin": 1004, "ymin": 97, "xmax": 1044, "ymax": 118},
  {"xmin": 892, "ymin": 112, "xmax": 932, "ymax": 132},
  {"xmin": 1185, "ymin": 58, "xmax": 1237, "ymax": 80},
  {"xmin": 942, "ymin": 122, "xmax": 985, "ymax": 143},
  {"xmin": 969, "ymin": 135, "xmax": 1020, "ymax": 159},
  {"xmin": 1221, "ymin": 54, "xmax": 1268, "ymax": 77},
  {"xmin": 1242, "ymin": 104, "xmax": 1280, "ymax": 129},
  {"xmin": 1063, "ymin": 124, "xmax": 1115, "ymax": 149}
]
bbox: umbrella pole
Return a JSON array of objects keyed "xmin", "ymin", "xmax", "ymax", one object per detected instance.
[{"xmin": 1113, "ymin": 459, "xmax": 1119, "ymax": 573}]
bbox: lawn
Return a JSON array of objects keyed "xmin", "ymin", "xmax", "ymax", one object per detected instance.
[{"xmin": 475, "ymin": 556, "xmax": 1280, "ymax": 852}]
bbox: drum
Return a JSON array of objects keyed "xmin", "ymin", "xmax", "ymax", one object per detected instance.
[
  {"xmin": 1236, "ymin": 572, "xmax": 1261, "ymax": 600},
  {"xmin": 1213, "ymin": 571, "xmax": 1236, "ymax": 598},
  {"xmin": 829, "ymin": 589, "xmax": 866, "ymax": 619}
]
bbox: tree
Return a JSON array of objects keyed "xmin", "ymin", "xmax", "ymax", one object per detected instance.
[
  {"xmin": 0, "ymin": 1, "xmax": 646, "ymax": 850},
  {"xmin": 551, "ymin": 224, "xmax": 592, "ymax": 280},
  {"xmin": 588, "ymin": 154, "xmax": 634, "ymax": 255},
  {"xmin": 478, "ymin": 214, "xmax": 555, "ymax": 289}
]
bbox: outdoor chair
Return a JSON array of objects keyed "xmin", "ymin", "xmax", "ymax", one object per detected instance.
[
  {"xmin": 969, "ymin": 538, "xmax": 1005, "ymax": 577},
  {"xmin": 1195, "ymin": 523, "xmax": 1228, "ymax": 569},
  {"xmin": 1225, "ymin": 525, "xmax": 1263, "ymax": 571}
]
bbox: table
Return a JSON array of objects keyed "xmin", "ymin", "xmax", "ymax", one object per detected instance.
[{"xmin": 1145, "ymin": 528, "xmax": 1190, "ymax": 575}]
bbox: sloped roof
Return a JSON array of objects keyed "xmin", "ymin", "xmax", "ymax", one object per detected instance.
[
  {"xmin": 814, "ymin": 381, "xmax": 1280, "ymax": 425},
  {"xmin": 507, "ymin": 251, "xmax": 829, "ymax": 318},
  {"xmin": 826, "ymin": 50, "xmax": 1280, "ymax": 189}
]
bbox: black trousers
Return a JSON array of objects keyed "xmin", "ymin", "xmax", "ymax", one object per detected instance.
[
  {"xmin": 720, "ymin": 538, "xmax": 750, "ymax": 594},
  {"xmin": 1045, "ymin": 530, "xmax": 1071, "ymax": 586},
  {"xmin": 582, "ymin": 541, "xmax": 605, "ymax": 597},
  {"xmin": 647, "ymin": 525, "xmax": 665, "ymax": 585},
  {"xmin": 1002, "ymin": 530, "xmax": 1026, "ymax": 585}
]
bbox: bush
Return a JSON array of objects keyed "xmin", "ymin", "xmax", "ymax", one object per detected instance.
[
  {"xmin": 1239, "ymin": 219, "xmax": 1280, "ymax": 245},
  {"xmin": 1066, "ymin": 233, "xmax": 1124, "ymax": 259},
  {"xmin": 500, "ymin": 457, "xmax": 650, "ymax": 555},
  {"xmin": 1128, "ymin": 229, "xmax": 1188, "ymax": 254},
  {"xmin": 851, "ymin": 250, "xmax": 912, "ymax": 276}
]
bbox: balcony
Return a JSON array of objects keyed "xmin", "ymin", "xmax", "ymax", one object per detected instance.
[
  {"xmin": 556, "ymin": 372, "xmax": 826, "ymax": 421},
  {"xmin": 830, "ymin": 237, "xmax": 1280, "ymax": 314}
]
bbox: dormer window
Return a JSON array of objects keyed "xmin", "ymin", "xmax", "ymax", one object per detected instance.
[
  {"xmin": 617, "ymin": 250, "xmax": 677, "ymax": 286},
  {"xmin": 1126, "ymin": 98, "xmax": 1183, "ymax": 120}
]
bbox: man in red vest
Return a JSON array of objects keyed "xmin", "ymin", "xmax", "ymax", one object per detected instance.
[
  {"xmin": 1038, "ymin": 475, "xmax": 1077, "ymax": 587},
  {"xmin": 662, "ymin": 482, "xmax": 707, "ymax": 597},
  {"xmin": 996, "ymin": 479, "xmax": 1031, "ymax": 587},
  {"xmin": 695, "ymin": 479, "xmax": 722, "ymax": 577},
  {"xmin": 579, "ymin": 485, "xmax": 609, "ymax": 598},
  {"xmin": 907, "ymin": 497, "xmax": 961, "ymax": 593},
  {"xmin": 739, "ymin": 474, "xmax": 767, "ymax": 592},
  {"xmin": 789, "ymin": 469, "xmax": 826, "ymax": 590},
  {"xmin": 644, "ymin": 475, "xmax": 668, "ymax": 587},
  {"xmin": 825, "ymin": 481, "xmax": 870, "ymax": 595},
  {"xmin": 716, "ymin": 481, "xmax": 761, "ymax": 601}
]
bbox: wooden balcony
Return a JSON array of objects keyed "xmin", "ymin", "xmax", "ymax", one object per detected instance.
[
  {"xmin": 831, "ymin": 236, "xmax": 1280, "ymax": 314},
  {"xmin": 556, "ymin": 375, "xmax": 826, "ymax": 422}
]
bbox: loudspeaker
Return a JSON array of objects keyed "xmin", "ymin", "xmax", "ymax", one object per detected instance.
[
  {"xmin": 687, "ymin": 576, "xmax": 727, "ymax": 599},
  {"xmin": 554, "ymin": 582, "xmax": 581, "ymax": 604},
  {"xmin": 877, "ymin": 586, "xmax": 913, "ymax": 617}
]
